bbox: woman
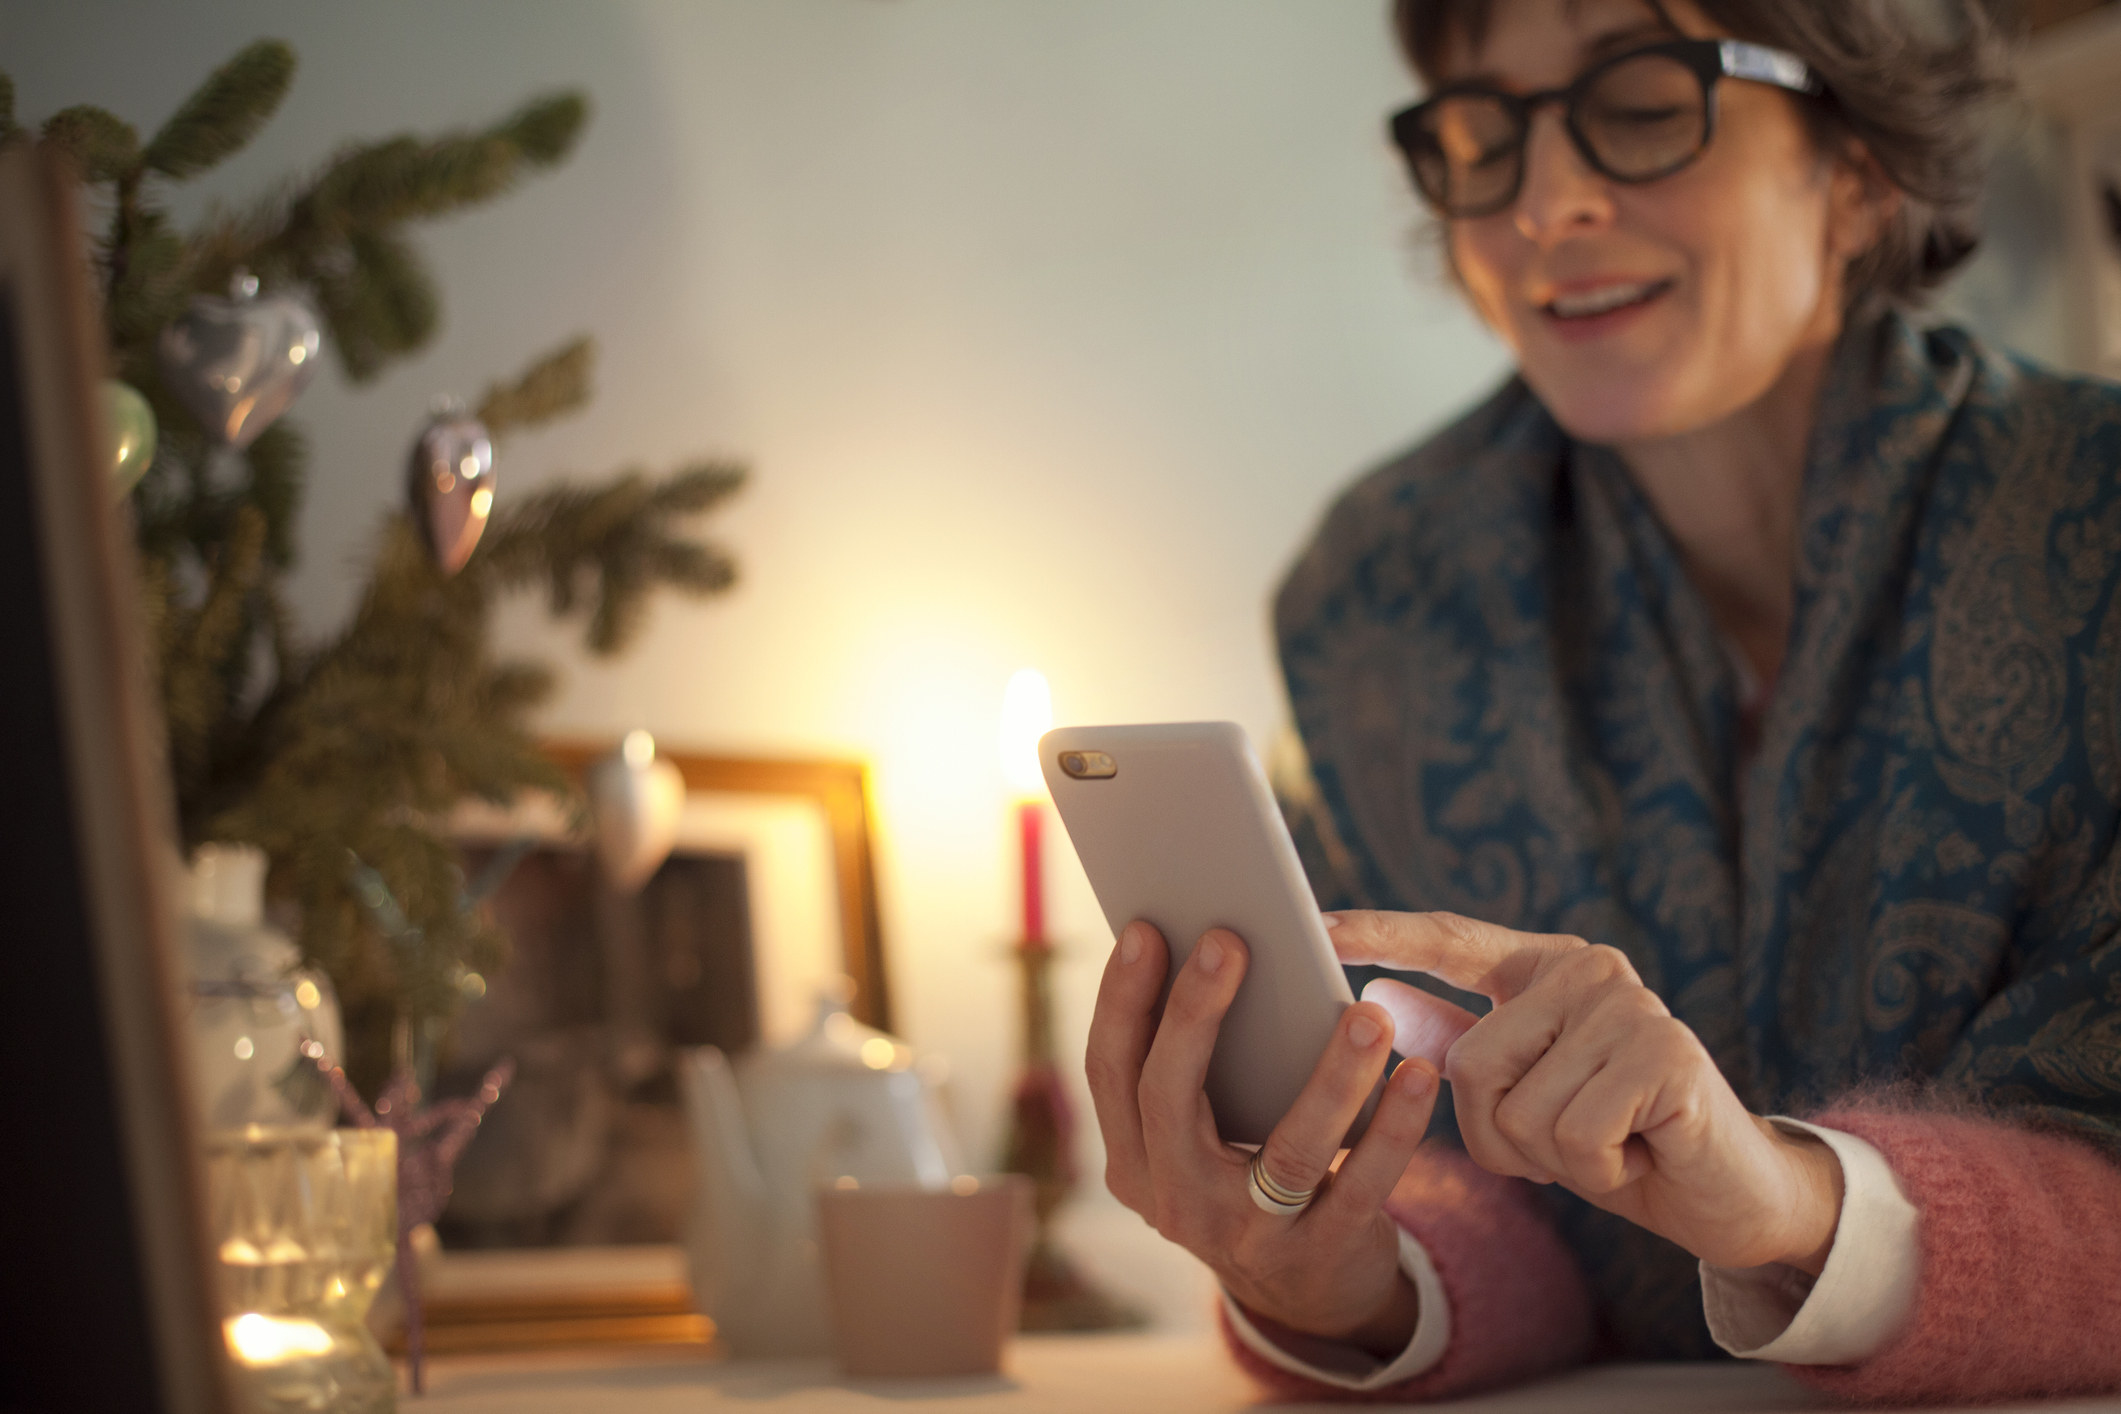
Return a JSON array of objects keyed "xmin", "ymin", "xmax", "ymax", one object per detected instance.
[{"xmin": 1086, "ymin": 0, "xmax": 2121, "ymax": 1404}]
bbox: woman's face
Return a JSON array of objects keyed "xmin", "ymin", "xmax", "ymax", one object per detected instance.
[{"xmin": 1440, "ymin": 0, "xmax": 1876, "ymax": 445}]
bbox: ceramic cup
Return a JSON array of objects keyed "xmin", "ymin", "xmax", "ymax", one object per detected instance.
[{"xmin": 815, "ymin": 1173, "xmax": 1034, "ymax": 1377}]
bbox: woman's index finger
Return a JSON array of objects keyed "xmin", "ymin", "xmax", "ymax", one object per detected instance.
[{"xmin": 1325, "ymin": 909, "xmax": 1581, "ymax": 1003}]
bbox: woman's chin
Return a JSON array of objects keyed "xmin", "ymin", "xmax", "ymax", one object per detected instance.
[
  {"xmin": 1513, "ymin": 317, "xmax": 1717, "ymax": 447},
  {"xmin": 1528, "ymin": 381, "xmax": 1691, "ymax": 448}
]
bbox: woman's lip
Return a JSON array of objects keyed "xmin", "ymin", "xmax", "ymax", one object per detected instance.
[{"xmin": 1535, "ymin": 279, "xmax": 1674, "ymax": 342}]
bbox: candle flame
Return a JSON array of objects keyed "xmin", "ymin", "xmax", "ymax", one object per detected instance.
[
  {"xmin": 999, "ymin": 669, "xmax": 1053, "ymax": 799},
  {"xmin": 226, "ymin": 1313, "xmax": 333, "ymax": 1365}
]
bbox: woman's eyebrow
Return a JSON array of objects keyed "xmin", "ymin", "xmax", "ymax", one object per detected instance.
[
  {"xmin": 1452, "ymin": 20, "xmax": 1678, "ymax": 88},
  {"xmin": 1582, "ymin": 20, "xmax": 1680, "ymax": 60}
]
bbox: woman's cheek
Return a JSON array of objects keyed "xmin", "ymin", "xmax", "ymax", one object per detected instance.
[
  {"xmin": 1716, "ymin": 147, "xmax": 1842, "ymax": 354},
  {"xmin": 1707, "ymin": 215, "xmax": 1832, "ymax": 394},
  {"xmin": 1449, "ymin": 225, "xmax": 1529, "ymax": 355}
]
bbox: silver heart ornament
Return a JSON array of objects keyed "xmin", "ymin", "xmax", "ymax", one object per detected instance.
[
  {"xmin": 156, "ymin": 272, "xmax": 323, "ymax": 449},
  {"xmin": 407, "ymin": 409, "xmax": 496, "ymax": 575},
  {"xmin": 588, "ymin": 731, "xmax": 686, "ymax": 892}
]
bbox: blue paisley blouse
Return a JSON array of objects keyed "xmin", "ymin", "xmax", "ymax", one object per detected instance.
[{"xmin": 1275, "ymin": 308, "xmax": 2121, "ymax": 1359}]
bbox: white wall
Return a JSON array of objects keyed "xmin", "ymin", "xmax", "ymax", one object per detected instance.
[{"xmin": 3, "ymin": 0, "xmax": 1509, "ymax": 1279}]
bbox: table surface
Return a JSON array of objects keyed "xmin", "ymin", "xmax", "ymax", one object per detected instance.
[{"xmin": 413, "ymin": 1332, "xmax": 2121, "ymax": 1414}]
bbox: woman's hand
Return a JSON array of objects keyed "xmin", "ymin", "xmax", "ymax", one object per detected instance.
[
  {"xmin": 1333, "ymin": 910, "xmax": 1844, "ymax": 1275},
  {"xmin": 1085, "ymin": 920, "xmax": 1474, "ymax": 1350}
]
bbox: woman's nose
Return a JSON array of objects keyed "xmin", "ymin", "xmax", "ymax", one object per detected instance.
[{"xmin": 1512, "ymin": 111, "xmax": 1614, "ymax": 246}]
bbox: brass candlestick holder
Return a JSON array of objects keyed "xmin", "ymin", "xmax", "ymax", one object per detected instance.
[{"xmin": 1001, "ymin": 937, "xmax": 1147, "ymax": 1332}]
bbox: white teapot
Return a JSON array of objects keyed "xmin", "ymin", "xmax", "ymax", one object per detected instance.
[{"xmin": 678, "ymin": 986, "xmax": 961, "ymax": 1357}]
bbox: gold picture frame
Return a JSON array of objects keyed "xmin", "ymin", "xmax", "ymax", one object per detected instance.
[{"xmin": 541, "ymin": 741, "xmax": 892, "ymax": 1034}]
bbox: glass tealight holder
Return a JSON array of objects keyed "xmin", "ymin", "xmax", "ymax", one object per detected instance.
[{"xmin": 205, "ymin": 1126, "xmax": 398, "ymax": 1414}]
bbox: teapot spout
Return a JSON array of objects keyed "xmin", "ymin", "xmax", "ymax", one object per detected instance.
[{"xmin": 676, "ymin": 1046, "xmax": 769, "ymax": 1320}]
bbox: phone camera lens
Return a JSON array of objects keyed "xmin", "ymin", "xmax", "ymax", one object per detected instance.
[{"xmin": 1060, "ymin": 752, "xmax": 1086, "ymax": 776}]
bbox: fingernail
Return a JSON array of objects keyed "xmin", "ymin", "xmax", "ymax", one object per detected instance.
[
  {"xmin": 1119, "ymin": 926, "xmax": 1141, "ymax": 965},
  {"xmin": 1322, "ymin": 913, "xmax": 1342, "ymax": 930},
  {"xmin": 1348, "ymin": 1014, "xmax": 1381, "ymax": 1049},
  {"xmin": 1194, "ymin": 936, "xmax": 1223, "ymax": 973},
  {"xmin": 1398, "ymin": 1061, "xmax": 1435, "ymax": 1097}
]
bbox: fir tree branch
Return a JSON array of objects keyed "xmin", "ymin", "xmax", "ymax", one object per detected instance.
[
  {"xmin": 207, "ymin": 513, "xmax": 573, "ymax": 1067},
  {"xmin": 42, "ymin": 105, "xmax": 140, "ymax": 183},
  {"xmin": 162, "ymin": 504, "xmax": 268, "ymax": 805},
  {"xmin": 178, "ymin": 193, "xmax": 298, "ymax": 325},
  {"xmin": 104, "ymin": 205, "xmax": 189, "ymax": 355},
  {"xmin": 476, "ymin": 461, "xmax": 745, "ymax": 654},
  {"xmin": 429, "ymin": 667, "xmax": 565, "ymax": 805},
  {"xmin": 245, "ymin": 421, "xmax": 307, "ymax": 566},
  {"xmin": 142, "ymin": 39, "xmax": 296, "ymax": 179},
  {"xmin": 286, "ymin": 91, "xmax": 585, "ymax": 239},
  {"xmin": 500, "ymin": 93, "xmax": 588, "ymax": 167},
  {"xmin": 198, "ymin": 590, "xmax": 299, "ymax": 839},
  {"xmin": 577, "ymin": 557, "xmax": 644, "ymax": 653},
  {"xmin": 127, "ymin": 417, "xmax": 211, "ymax": 562},
  {"xmin": 477, "ymin": 336, "xmax": 594, "ymax": 439},
  {"xmin": 210, "ymin": 90, "xmax": 586, "ymax": 382},
  {"xmin": 651, "ymin": 461, "xmax": 748, "ymax": 516},
  {"xmin": 308, "ymin": 225, "xmax": 439, "ymax": 380},
  {"xmin": 304, "ymin": 134, "xmax": 509, "ymax": 231},
  {"xmin": 138, "ymin": 552, "xmax": 175, "ymax": 688},
  {"xmin": 642, "ymin": 537, "xmax": 739, "ymax": 594}
]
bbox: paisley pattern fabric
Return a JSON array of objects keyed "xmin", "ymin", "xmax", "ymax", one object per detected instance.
[{"xmin": 1276, "ymin": 310, "xmax": 2121, "ymax": 1359}]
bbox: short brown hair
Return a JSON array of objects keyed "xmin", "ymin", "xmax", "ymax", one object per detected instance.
[{"xmin": 1391, "ymin": 0, "xmax": 2023, "ymax": 302}]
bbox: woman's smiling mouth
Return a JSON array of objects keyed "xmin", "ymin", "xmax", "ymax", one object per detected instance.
[{"xmin": 1537, "ymin": 278, "xmax": 1676, "ymax": 338}]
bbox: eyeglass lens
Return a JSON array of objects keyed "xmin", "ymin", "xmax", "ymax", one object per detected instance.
[{"xmin": 1407, "ymin": 49, "xmax": 1710, "ymax": 215}]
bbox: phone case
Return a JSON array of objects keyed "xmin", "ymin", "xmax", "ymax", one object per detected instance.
[{"xmin": 1040, "ymin": 721, "xmax": 1379, "ymax": 1147}]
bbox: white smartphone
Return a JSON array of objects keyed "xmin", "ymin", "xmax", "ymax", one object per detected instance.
[{"xmin": 1040, "ymin": 721, "xmax": 1381, "ymax": 1147}]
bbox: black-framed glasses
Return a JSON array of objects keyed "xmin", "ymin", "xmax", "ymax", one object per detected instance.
[{"xmin": 1388, "ymin": 38, "xmax": 1823, "ymax": 218}]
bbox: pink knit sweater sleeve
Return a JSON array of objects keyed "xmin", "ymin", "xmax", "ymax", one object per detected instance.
[
  {"xmin": 1220, "ymin": 1143, "xmax": 1595, "ymax": 1402},
  {"xmin": 1791, "ymin": 1104, "xmax": 2121, "ymax": 1406}
]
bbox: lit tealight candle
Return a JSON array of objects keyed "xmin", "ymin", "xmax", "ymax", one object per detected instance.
[
  {"xmin": 999, "ymin": 669, "xmax": 1054, "ymax": 946},
  {"xmin": 225, "ymin": 1312, "xmax": 334, "ymax": 1366}
]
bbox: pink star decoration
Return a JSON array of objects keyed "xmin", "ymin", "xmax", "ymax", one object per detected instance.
[{"xmin": 316, "ymin": 1053, "xmax": 514, "ymax": 1394}]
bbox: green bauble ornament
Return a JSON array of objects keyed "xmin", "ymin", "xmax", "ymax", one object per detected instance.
[{"xmin": 102, "ymin": 379, "xmax": 158, "ymax": 494}]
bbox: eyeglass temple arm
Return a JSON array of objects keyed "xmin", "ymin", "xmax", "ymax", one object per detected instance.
[{"xmin": 1719, "ymin": 40, "xmax": 1823, "ymax": 96}]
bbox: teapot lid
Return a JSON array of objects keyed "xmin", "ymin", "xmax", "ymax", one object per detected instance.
[{"xmin": 764, "ymin": 978, "xmax": 915, "ymax": 1076}]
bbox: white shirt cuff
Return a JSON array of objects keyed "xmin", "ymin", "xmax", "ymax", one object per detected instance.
[
  {"xmin": 1221, "ymin": 1225, "xmax": 1450, "ymax": 1390},
  {"xmin": 1700, "ymin": 1117, "xmax": 1920, "ymax": 1366}
]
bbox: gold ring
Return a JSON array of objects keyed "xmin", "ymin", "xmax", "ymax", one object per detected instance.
[{"xmin": 1247, "ymin": 1149, "xmax": 1318, "ymax": 1218}]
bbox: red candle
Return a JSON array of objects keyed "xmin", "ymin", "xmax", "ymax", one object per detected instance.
[{"xmin": 1018, "ymin": 799, "xmax": 1046, "ymax": 945}]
